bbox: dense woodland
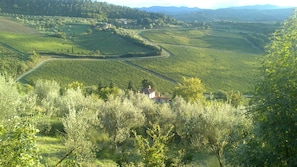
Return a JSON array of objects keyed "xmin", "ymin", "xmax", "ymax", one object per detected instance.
[{"xmin": 0, "ymin": 0, "xmax": 176, "ymax": 26}]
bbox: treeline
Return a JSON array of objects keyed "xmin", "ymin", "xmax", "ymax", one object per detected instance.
[
  {"xmin": 0, "ymin": 45, "xmax": 40, "ymax": 77},
  {"xmin": 114, "ymin": 28, "xmax": 162, "ymax": 57},
  {"xmin": 0, "ymin": 0, "xmax": 175, "ymax": 26}
]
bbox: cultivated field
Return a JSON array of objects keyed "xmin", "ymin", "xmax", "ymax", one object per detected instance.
[
  {"xmin": 20, "ymin": 60, "xmax": 176, "ymax": 93},
  {"xmin": 1, "ymin": 15, "xmax": 265, "ymax": 94},
  {"xmin": 133, "ymin": 29, "xmax": 263, "ymax": 93},
  {"xmin": 20, "ymin": 28, "xmax": 264, "ymax": 93}
]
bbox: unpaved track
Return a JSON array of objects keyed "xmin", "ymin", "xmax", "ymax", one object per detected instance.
[
  {"xmin": 16, "ymin": 49, "xmax": 172, "ymax": 82},
  {"xmin": 16, "ymin": 31, "xmax": 174, "ymax": 83},
  {"xmin": 123, "ymin": 61, "xmax": 178, "ymax": 84}
]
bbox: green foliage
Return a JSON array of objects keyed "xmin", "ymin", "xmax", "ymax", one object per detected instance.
[
  {"xmin": 133, "ymin": 123, "xmax": 174, "ymax": 167},
  {"xmin": 67, "ymin": 81, "xmax": 84, "ymax": 90},
  {"xmin": 141, "ymin": 79, "xmax": 154, "ymax": 89},
  {"xmin": 0, "ymin": 44, "xmax": 29, "ymax": 77},
  {"xmin": 137, "ymin": 29, "xmax": 262, "ymax": 93},
  {"xmin": 98, "ymin": 86, "xmax": 121, "ymax": 101},
  {"xmin": 171, "ymin": 97, "xmax": 251, "ymax": 166},
  {"xmin": 28, "ymin": 50, "xmax": 40, "ymax": 63},
  {"xmin": 99, "ymin": 95, "xmax": 145, "ymax": 147},
  {"xmin": 1, "ymin": 73, "xmax": 255, "ymax": 166},
  {"xmin": 200, "ymin": 102, "xmax": 250, "ymax": 167},
  {"xmin": 21, "ymin": 60, "xmax": 175, "ymax": 93},
  {"xmin": 62, "ymin": 107, "xmax": 98, "ymax": 165},
  {"xmin": 0, "ymin": 32, "xmax": 87, "ymax": 54},
  {"xmin": 34, "ymin": 79, "xmax": 60, "ymax": 104},
  {"xmin": 75, "ymin": 30, "xmax": 152, "ymax": 55},
  {"xmin": 231, "ymin": 10, "xmax": 297, "ymax": 166},
  {"xmin": 15, "ymin": 24, "xmax": 263, "ymax": 93},
  {"xmin": 0, "ymin": 75, "xmax": 40, "ymax": 166},
  {"xmin": 127, "ymin": 81, "xmax": 135, "ymax": 91},
  {"xmin": 0, "ymin": 75, "xmax": 20, "ymax": 120},
  {"xmin": 53, "ymin": 31, "xmax": 66, "ymax": 39},
  {"xmin": 0, "ymin": 0, "xmax": 174, "ymax": 26},
  {"xmin": 174, "ymin": 77, "xmax": 206, "ymax": 103},
  {"xmin": 227, "ymin": 90, "xmax": 244, "ymax": 107},
  {"xmin": 0, "ymin": 117, "xmax": 40, "ymax": 167}
]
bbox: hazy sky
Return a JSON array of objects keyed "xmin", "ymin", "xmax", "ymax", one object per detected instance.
[{"xmin": 97, "ymin": 0, "xmax": 297, "ymax": 9}]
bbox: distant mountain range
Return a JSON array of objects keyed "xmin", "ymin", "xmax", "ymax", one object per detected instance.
[{"xmin": 139, "ymin": 5, "xmax": 296, "ymax": 22}]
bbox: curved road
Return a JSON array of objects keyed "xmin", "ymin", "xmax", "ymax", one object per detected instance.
[
  {"xmin": 16, "ymin": 43, "xmax": 172, "ymax": 82},
  {"xmin": 16, "ymin": 30, "xmax": 260, "ymax": 84}
]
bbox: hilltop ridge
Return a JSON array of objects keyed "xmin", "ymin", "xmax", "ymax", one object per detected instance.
[{"xmin": 139, "ymin": 5, "xmax": 295, "ymax": 22}]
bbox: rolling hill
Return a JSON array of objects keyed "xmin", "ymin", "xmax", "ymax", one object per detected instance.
[{"xmin": 139, "ymin": 5, "xmax": 295, "ymax": 22}]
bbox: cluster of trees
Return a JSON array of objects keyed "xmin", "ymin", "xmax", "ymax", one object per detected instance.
[
  {"xmin": 0, "ymin": 76, "xmax": 251, "ymax": 166},
  {"xmin": 113, "ymin": 28, "xmax": 162, "ymax": 57},
  {"xmin": 0, "ymin": 0, "xmax": 176, "ymax": 27},
  {"xmin": 0, "ymin": 47, "xmax": 40, "ymax": 77}
]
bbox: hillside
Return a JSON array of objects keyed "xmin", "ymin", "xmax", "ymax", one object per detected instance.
[
  {"xmin": 0, "ymin": 0, "xmax": 176, "ymax": 26},
  {"xmin": 140, "ymin": 5, "xmax": 295, "ymax": 22}
]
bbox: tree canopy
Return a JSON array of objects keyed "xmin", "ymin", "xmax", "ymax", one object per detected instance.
[
  {"xmin": 174, "ymin": 77, "xmax": 206, "ymax": 103},
  {"xmin": 230, "ymin": 10, "xmax": 297, "ymax": 166},
  {"xmin": 0, "ymin": 0, "xmax": 175, "ymax": 25}
]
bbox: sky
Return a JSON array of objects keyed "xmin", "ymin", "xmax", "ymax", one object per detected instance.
[{"xmin": 97, "ymin": 0, "xmax": 297, "ymax": 9}]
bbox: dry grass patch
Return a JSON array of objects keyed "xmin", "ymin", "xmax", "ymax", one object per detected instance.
[{"xmin": 0, "ymin": 16, "xmax": 38, "ymax": 34}]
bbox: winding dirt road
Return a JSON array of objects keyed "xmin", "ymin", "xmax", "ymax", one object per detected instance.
[{"xmin": 16, "ymin": 47, "xmax": 171, "ymax": 82}]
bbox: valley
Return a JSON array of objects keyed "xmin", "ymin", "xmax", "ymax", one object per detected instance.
[
  {"xmin": 5, "ymin": 18, "xmax": 266, "ymax": 93},
  {"xmin": 1, "ymin": 0, "xmax": 296, "ymax": 166}
]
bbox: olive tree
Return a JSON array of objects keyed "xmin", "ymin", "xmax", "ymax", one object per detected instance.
[
  {"xmin": 0, "ymin": 75, "xmax": 20, "ymax": 120},
  {"xmin": 171, "ymin": 97, "xmax": 250, "ymax": 167},
  {"xmin": 133, "ymin": 123, "xmax": 174, "ymax": 167},
  {"xmin": 62, "ymin": 107, "xmax": 98, "ymax": 166},
  {"xmin": 99, "ymin": 95, "xmax": 145, "ymax": 149},
  {"xmin": 0, "ymin": 75, "xmax": 40, "ymax": 166},
  {"xmin": 200, "ymin": 102, "xmax": 250, "ymax": 167},
  {"xmin": 33, "ymin": 80, "xmax": 61, "ymax": 133}
]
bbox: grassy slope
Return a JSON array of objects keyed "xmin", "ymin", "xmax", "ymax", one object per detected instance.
[
  {"xmin": 0, "ymin": 32, "xmax": 88, "ymax": 54},
  {"xmin": 0, "ymin": 17, "xmax": 153, "ymax": 56},
  {"xmin": 21, "ymin": 60, "xmax": 175, "ymax": 93},
  {"xmin": 21, "ymin": 29, "xmax": 262, "ymax": 93},
  {"xmin": 4, "ymin": 13, "xmax": 264, "ymax": 93},
  {"xmin": 74, "ymin": 31, "xmax": 152, "ymax": 55},
  {"xmin": 0, "ymin": 16, "xmax": 38, "ymax": 34},
  {"xmin": 136, "ymin": 29, "xmax": 263, "ymax": 93}
]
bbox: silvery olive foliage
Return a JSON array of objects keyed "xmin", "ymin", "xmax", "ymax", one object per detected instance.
[{"xmin": 0, "ymin": 75, "xmax": 40, "ymax": 166}]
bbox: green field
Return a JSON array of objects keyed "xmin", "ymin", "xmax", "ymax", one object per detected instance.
[
  {"xmin": 20, "ymin": 28, "xmax": 263, "ymax": 93},
  {"xmin": 130, "ymin": 29, "xmax": 263, "ymax": 93},
  {"xmin": 0, "ymin": 32, "xmax": 88, "ymax": 54},
  {"xmin": 74, "ymin": 31, "xmax": 152, "ymax": 55},
  {"xmin": 0, "ymin": 16, "xmax": 155, "ymax": 56},
  {"xmin": 0, "ymin": 30, "xmax": 152, "ymax": 56},
  {"xmin": 20, "ymin": 60, "xmax": 176, "ymax": 93},
  {"xmin": 0, "ymin": 16, "xmax": 265, "ymax": 94}
]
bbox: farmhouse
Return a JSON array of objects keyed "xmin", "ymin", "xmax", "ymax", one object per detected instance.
[
  {"xmin": 96, "ymin": 22, "xmax": 112, "ymax": 30},
  {"xmin": 118, "ymin": 18, "xmax": 128, "ymax": 25},
  {"xmin": 140, "ymin": 85, "xmax": 155, "ymax": 99}
]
